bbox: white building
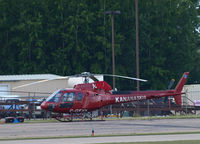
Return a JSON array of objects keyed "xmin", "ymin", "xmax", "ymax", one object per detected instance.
[
  {"xmin": 0, "ymin": 74, "xmax": 103, "ymax": 99},
  {"xmin": 182, "ymin": 84, "xmax": 200, "ymax": 106}
]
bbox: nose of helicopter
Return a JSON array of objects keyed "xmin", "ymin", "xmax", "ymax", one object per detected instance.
[{"xmin": 40, "ymin": 101, "xmax": 47, "ymax": 110}]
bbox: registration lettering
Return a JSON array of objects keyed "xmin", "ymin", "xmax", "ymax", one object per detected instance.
[
  {"xmin": 115, "ymin": 96, "xmax": 146, "ymax": 103},
  {"xmin": 69, "ymin": 109, "xmax": 88, "ymax": 113}
]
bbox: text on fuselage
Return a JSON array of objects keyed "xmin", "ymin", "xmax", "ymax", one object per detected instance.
[{"xmin": 115, "ymin": 96, "xmax": 146, "ymax": 103}]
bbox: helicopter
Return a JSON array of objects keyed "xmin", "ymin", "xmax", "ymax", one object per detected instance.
[{"xmin": 37, "ymin": 72, "xmax": 189, "ymax": 121}]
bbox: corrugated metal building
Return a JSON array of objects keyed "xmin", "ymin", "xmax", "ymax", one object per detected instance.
[{"xmin": 182, "ymin": 84, "xmax": 200, "ymax": 106}]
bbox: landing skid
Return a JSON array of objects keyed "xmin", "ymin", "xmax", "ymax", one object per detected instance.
[{"xmin": 53, "ymin": 115, "xmax": 71, "ymax": 122}]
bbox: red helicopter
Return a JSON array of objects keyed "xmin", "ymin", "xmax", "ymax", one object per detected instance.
[{"xmin": 39, "ymin": 72, "xmax": 189, "ymax": 121}]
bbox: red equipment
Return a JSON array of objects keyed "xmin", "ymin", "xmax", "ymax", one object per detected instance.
[{"xmin": 40, "ymin": 72, "xmax": 189, "ymax": 121}]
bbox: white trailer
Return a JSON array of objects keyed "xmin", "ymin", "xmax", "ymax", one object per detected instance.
[{"xmin": 182, "ymin": 84, "xmax": 200, "ymax": 106}]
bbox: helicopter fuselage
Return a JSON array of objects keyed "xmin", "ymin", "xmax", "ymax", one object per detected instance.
[{"xmin": 41, "ymin": 72, "xmax": 189, "ymax": 113}]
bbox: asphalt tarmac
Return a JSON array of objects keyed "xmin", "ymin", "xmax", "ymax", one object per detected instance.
[{"xmin": 0, "ymin": 118, "xmax": 200, "ymax": 143}]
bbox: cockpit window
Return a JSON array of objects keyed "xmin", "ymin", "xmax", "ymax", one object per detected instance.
[
  {"xmin": 46, "ymin": 90, "xmax": 62, "ymax": 103},
  {"xmin": 61, "ymin": 92, "xmax": 75, "ymax": 102}
]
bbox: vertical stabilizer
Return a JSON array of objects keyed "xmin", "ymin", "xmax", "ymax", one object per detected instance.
[
  {"xmin": 174, "ymin": 72, "xmax": 189, "ymax": 105},
  {"xmin": 175, "ymin": 72, "xmax": 189, "ymax": 92}
]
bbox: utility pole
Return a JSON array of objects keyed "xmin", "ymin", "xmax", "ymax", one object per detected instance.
[
  {"xmin": 105, "ymin": 11, "xmax": 120, "ymax": 115},
  {"xmin": 105, "ymin": 10, "xmax": 120, "ymax": 90},
  {"xmin": 135, "ymin": 0, "xmax": 140, "ymax": 116},
  {"xmin": 135, "ymin": 0, "xmax": 140, "ymax": 91}
]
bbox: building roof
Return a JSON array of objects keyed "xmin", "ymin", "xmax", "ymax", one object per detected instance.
[{"xmin": 0, "ymin": 74, "xmax": 62, "ymax": 81}]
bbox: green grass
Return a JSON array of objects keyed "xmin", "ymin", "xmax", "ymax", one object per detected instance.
[
  {"xmin": 96, "ymin": 140, "xmax": 200, "ymax": 144},
  {"xmin": 102, "ymin": 114, "xmax": 200, "ymax": 121},
  {"xmin": 21, "ymin": 115, "xmax": 200, "ymax": 123},
  {"xmin": 24, "ymin": 119, "xmax": 58, "ymax": 123}
]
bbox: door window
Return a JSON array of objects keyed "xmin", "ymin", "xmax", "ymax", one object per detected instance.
[
  {"xmin": 61, "ymin": 92, "xmax": 75, "ymax": 102},
  {"xmin": 77, "ymin": 92, "xmax": 82, "ymax": 101}
]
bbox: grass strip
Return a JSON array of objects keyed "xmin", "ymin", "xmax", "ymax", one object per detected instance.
[
  {"xmin": 1, "ymin": 131, "xmax": 200, "ymax": 141},
  {"xmin": 24, "ymin": 119, "xmax": 58, "ymax": 123},
  {"xmin": 21, "ymin": 115, "xmax": 200, "ymax": 123},
  {"xmin": 102, "ymin": 115, "xmax": 200, "ymax": 121},
  {"xmin": 95, "ymin": 140, "xmax": 200, "ymax": 144}
]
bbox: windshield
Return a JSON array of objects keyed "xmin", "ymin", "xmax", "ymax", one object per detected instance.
[{"xmin": 46, "ymin": 90, "xmax": 62, "ymax": 103}]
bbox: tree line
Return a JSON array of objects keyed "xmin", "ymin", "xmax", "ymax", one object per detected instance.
[{"xmin": 0, "ymin": 0, "xmax": 199, "ymax": 90}]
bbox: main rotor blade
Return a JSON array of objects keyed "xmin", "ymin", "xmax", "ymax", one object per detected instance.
[
  {"xmin": 103, "ymin": 74, "xmax": 147, "ymax": 82},
  {"xmin": 88, "ymin": 75, "xmax": 99, "ymax": 82},
  {"xmin": 70, "ymin": 72, "xmax": 99, "ymax": 82},
  {"xmin": 164, "ymin": 79, "xmax": 175, "ymax": 103},
  {"xmin": 12, "ymin": 76, "xmax": 68, "ymax": 90},
  {"xmin": 168, "ymin": 79, "xmax": 175, "ymax": 90}
]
